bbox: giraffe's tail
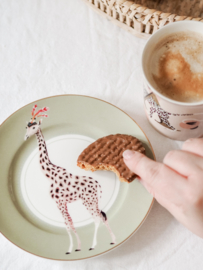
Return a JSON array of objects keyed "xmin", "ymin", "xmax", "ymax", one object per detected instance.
[{"xmin": 101, "ymin": 210, "xmax": 107, "ymax": 221}]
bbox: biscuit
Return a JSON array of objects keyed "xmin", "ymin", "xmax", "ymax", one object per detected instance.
[{"xmin": 77, "ymin": 134, "xmax": 145, "ymax": 183}]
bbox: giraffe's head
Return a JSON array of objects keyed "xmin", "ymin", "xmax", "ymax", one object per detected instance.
[{"xmin": 24, "ymin": 104, "xmax": 49, "ymax": 140}]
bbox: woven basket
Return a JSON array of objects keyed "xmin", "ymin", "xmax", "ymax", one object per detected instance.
[{"xmin": 83, "ymin": 0, "xmax": 203, "ymax": 38}]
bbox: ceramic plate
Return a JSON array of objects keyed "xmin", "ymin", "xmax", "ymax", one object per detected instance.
[{"xmin": 0, "ymin": 95, "xmax": 154, "ymax": 260}]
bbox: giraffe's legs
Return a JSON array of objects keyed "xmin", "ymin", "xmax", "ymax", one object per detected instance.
[
  {"xmin": 103, "ymin": 218, "xmax": 116, "ymax": 245},
  {"xmin": 89, "ymin": 220, "xmax": 100, "ymax": 250},
  {"xmin": 83, "ymin": 199, "xmax": 116, "ymax": 250},
  {"xmin": 57, "ymin": 201, "xmax": 81, "ymax": 254},
  {"xmin": 66, "ymin": 231, "xmax": 73, "ymax": 254}
]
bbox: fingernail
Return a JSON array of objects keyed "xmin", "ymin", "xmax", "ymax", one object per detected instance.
[{"xmin": 123, "ymin": 150, "xmax": 135, "ymax": 160}]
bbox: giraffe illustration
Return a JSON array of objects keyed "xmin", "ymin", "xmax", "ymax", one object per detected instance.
[{"xmin": 24, "ymin": 105, "xmax": 116, "ymax": 254}]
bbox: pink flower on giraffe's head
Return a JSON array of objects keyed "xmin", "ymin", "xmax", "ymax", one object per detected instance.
[
  {"xmin": 24, "ymin": 104, "xmax": 49, "ymax": 141},
  {"xmin": 31, "ymin": 104, "xmax": 49, "ymax": 123}
]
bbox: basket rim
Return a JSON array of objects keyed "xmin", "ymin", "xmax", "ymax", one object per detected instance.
[{"xmin": 113, "ymin": 0, "xmax": 203, "ymax": 22}]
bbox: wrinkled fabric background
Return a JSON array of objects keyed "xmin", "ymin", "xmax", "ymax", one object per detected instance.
[{"xmin": 0, "ymin": 0, "xmax": 203, "ymax": 269}]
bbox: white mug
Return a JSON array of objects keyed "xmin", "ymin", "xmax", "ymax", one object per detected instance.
[{"xmin": 142, "ymin": 21, "xmax": 203, "ymax": 141}]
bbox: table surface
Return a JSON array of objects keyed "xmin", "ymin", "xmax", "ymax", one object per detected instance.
[{"xmin": 0, "ymin": 0, "xmax": 202, "ymax": 269}]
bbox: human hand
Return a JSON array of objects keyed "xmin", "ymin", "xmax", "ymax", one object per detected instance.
[{"xmin": 123, "ymin": 138, "xmax": 203, "ymax": 238}]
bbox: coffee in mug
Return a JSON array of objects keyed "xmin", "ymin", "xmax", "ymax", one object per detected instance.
[
  {"xmin": 149, "ymin": 31, "xmax": 203, "ymax": 103},
  {"xmin": 142, "ymin": 21, "xmax": 203, "ymax": 141}
]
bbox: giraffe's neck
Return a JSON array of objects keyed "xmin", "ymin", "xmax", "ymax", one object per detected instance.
[{"xmin": 36, "ymin": 129, "xmax": 54, "ymax": 175}]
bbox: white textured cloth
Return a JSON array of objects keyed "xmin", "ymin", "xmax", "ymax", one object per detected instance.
[{"xmin": 0, "ymin": 0, "xmax": 203, "ymax": 269}]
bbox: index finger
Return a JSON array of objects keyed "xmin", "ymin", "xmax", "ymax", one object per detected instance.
[
  {"xmin": 123, "ymin": 150, "xmax": 186, "ymax": 195},
  {"xmin": 123, "ymin": 151, "xmax": 169, "ymax": 184}
]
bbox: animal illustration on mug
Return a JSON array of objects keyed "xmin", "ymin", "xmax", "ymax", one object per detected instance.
[
  {"xmin": 24, "ymin": 105, "xmax": 116, "ymax": 254},
  {"xmin": 144, "ymin": 85, "xmax": 203, "ymax": 132}
]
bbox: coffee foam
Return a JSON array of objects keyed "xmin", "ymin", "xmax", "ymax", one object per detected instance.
[{"xmin": 149, "ymin": 31, "xmax": 203, "ymax": 103}]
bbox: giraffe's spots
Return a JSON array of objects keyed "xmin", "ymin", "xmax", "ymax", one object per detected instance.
[
  {"xmin": 45, "ymin": 156, "xmax": 47, "ymax": 160},
  {"xmin": 55, "ymin": 195, "xmax": 59, "ymax": 199},
  {"xmin": 55, "ymin": 180, "xmax": 57, "ymax": 184},
  {"xmin": 72, "ymin": 185, "xmax": 76, "ymax": 188},
  {"xmin": 51, "ymin": 168, "xmax": 55, "ymax": 170},
  {"xmin": 95, "ymin": 181, "xmax": 98, "ymax": 183},
  {"xmin": 64, "ymin": 179, "xmax": 66, "ymax": 183},
  {"xmin": 89, "ymin": 181, "xmax": 93, "ymax": 184},
  {"xmin": 66, "ymin": 188, "xmax": 69, "ymax": 191},
  {"xmin": 47, "ymin": 168, "xmax": 50, "ymax": 172},
  {"xmin": 89, "ymin": 177, "xmax": 92, "ymax": 179},
  {"xmin": 51, "ymin": 177, "xmax": 54, "ymax": 180},
  {"xmin": 70, "ymin": 193, "xmax": 73, "ymax": 196},
  {"xmin": 43, "ymin": 151, "xmax": 46, "ymax": 154},
  {"xmin": 76, "ymin": 176, "xmax": 79, "ymax": 179},
  {"xmin": 39, "ymin": 144, "xmax": 41, "ymax": 147},
  {"xmin": 68, "ymin": 182, "xmax": 71, "ymax": 185},
  {"xmin": 46, "ymin": 174, "xmax": 50, "ymax": 178},
  {"xmin": 81, "ymin": 183, "xmax": 85, "ymax": 186},
  {"xmin": 88, "ymin": 190, "xmax": 92, "ymax": 193},
  {"xmin": 74, "ymin": 191, "xmax": 77, "ymax": 194},
  {"xmin": 59, "ymin": 183, "xmax": 63, "ymax": 187},
  {"xmin": 63, "ymin": 172, "xmax": 66, "ymax": 175},
  {"xmin": 40, "ymin": 154, "xmax": 42, "ymax": 158},
  {"xmin": 42, "ymin": 144, "xmax": 44, "ymax": 147},
  {"xmin": 70, "ymin": 174, "xmax": 72, "ymax": 178},
  {"xmin": 51, "ymin": 184, "xmax": 53, "ymax": 187},
  {"xmin": 84, "ymin": 188, "xmax": 86, "ymax": 191},
  {"xmin": 41, "ymin": 139, "xmax": 43, "ymax": 142},
  {"xmin": 57, "ymin": 170, "xmax": 60, "ymax": 173},
  {"xmin": 52, "ymin": 172, "xmax": 54, "ymax": 175},
  {"xmin": 77, "ymin": 187, "xmax": 80, "ymax": 191},
  {"xmin": 40, "ymin": 160, "xmax": 42, "ymax": 164},
  {"xmin": 61, "ymin": 194, "xmax": 64, "ymax": 197},
  {"xmin": 59, "ymin": 176, "xmax": 62, "ymax": 180},
  {"xmin": 42, "ymin": 158, "xmax": 45, "ymax": 162},
  {"xmin": 56, "ymin": 188, "xmax": 59, "ymax": 193},
  {"xmin": 84, "ymin": 179, "xmax": 87, "ymax": 182},
  {"xmin": 55, "ymin": 173, "xmax": 57, "ymax": 177},
  {"xmin": 95, "ymin": 185, "xmax": 97, "ymax": 188},
  {"xmin": 39, "ymin": 147, "xmax": 41, "ymax": 151},
  {"xmin": 46, "ymin": 163, "xmax": 48, "ymax": 166},
  {"xmin": 66, "ymin": 175, "xmax": 69, "ymax": 179},
  {"xmin": 50, "ymin": 190, "xmax": 53, "ymax": 193},
  {"xmin": 42, "ymin": 166, "xmax": 45, "ymax": 170},
  {"xmin": 75, "ymin": 181, "xmax": 79, "ymax": 185},
  {"xmin": 88, "ymin": 185, "xmax": 90, "ymax": 187},
  {"xmin": 66, "ymin": 194, "xmax": 69, "ymax": 197},
  {"xmin": 51, "ymin": 194, "xmax": 54, "ymax": 198},
  {"xmin": 70, "ymin": 198, "xmax": 72, "ymax": 200},
  {"xmin": 63, "ymin": 168, "xmax": 66, "ymax": 171}
]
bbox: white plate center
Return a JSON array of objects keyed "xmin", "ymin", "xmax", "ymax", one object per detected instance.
[{"xmin": 21, "ymin": 134, "xmax": 120, "ymax": 228}]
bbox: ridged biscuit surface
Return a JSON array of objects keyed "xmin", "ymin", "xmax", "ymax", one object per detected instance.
[{"xmin": 77, "ymin": 134, "xmax": 145, "ymax": 183}]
